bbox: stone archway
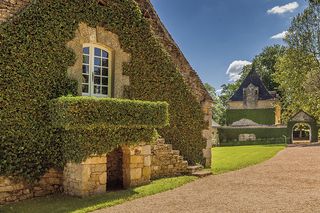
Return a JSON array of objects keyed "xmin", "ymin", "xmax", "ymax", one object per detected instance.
[
  {"xmin": 288, "ymin": 110, "xmax": 319, "ymax": 144},
  {"xmin": 292, "ymin": 123, "xmax": 312, "ymax": 143}
]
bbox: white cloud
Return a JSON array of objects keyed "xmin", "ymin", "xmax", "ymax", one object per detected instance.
[
  {"xmin": 216, "ymin": 89, "xmax": 223, "ymax": 95},
  {"xmin": 267, "ymin": 2, "xmax": 299, "ymax": 14},
  {"xmin": 271, "ymin": 31, "xmax": 288, "ymax": 39},
  {"xmin": 226, "ymin": 60, "xmax": 252, "ymax": 82}
]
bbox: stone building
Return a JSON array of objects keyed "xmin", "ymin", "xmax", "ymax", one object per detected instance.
[
  {"xmin": 227, "ymin": 69, "xmax": 281, "ymax": 126},
  {"xmin": 0, "ymin": 0, "xmax": 213, "ymax": 204},
  {"xmin": 219, "ymin": 69, "xmax": 287, "ymax": 144}
]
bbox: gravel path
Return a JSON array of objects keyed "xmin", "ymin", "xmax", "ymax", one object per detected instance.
[{"xmin": 95, "ymin": 146, "xmax": 320, "ymax": 213}]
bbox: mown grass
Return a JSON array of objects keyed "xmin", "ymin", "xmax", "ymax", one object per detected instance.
[
  {"xmin": 212, "ymin": 144, "xmax": 285, "ymax": 174},
  {"xmin": 0, "ymin": 176, "xmax": 197, "ymax": 213}
]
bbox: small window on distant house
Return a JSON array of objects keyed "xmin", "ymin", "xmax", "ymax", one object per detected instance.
[{"xmin": 82, "ymin": 44, "xmax": 111, "ymax": 97}]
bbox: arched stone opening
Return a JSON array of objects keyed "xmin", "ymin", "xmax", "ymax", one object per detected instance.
[
  {"xmin": 292, "ymin": 123, "xmax": 311, "ymax": 143},
  {"xmin": 288, "ymin": 110, "xmax": 319, "ymax": 144},
  {"xmin": 107, "ymin": 147, "xmax": 124, "ymax": 190}
]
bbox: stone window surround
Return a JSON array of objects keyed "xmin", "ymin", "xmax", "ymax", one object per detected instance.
[{"xmin": 67, "ymin": 23, "xmax": 130, "ymax": 98}]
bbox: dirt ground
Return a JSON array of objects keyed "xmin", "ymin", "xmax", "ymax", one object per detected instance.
[{"xmin": 95, "ymin": 146, "xmax": 320, "ymax": 213}]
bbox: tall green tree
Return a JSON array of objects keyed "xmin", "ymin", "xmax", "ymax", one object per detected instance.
[
  {"xmin": 204, "ymin": 83, "xmax": 226, "ymax": 125},
  {"xmin": 273, "ymin": 0, "xmax": 320, "ymax": 120},
  {"xmin": 239, "ymin": 45, "xmax": 287, "ymax": 92},
  {"xmin": 274, "ymin": 48, "xmax": 320, "ymax": 121},
  {"xmin": 285, "ymin": 1, "xmax": 320, "ymax": 59}
]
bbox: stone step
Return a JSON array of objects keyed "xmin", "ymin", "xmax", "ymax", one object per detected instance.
[
  {"xmin": 172, "ymin": 150, "xmax": 180, "ymax": 155},
  {"xmin": 157, "ymin": 138, "xmax": 165, "ymax": 144},
  {"xmin": 187, "ymin": 165, "xmax": 203, "ymax": 173},
  {"xmin": 192, "ymin": 170, "xmax": 212, "ymax": 178}
]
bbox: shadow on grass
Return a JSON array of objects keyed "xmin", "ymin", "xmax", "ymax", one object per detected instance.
[
  {"xmin": 0, "ymin": 176, "xmax": 197, "ymax": 213},
  {"xmin": 0, "ymin": 189, "xmax": 138, "ymax": 213}
]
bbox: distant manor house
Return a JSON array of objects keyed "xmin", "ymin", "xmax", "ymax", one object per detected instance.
[
  {"xmin": 219, "ymin": 69, "xmax": 319, "ymax": 146},
  {"xmin": 227, "ymin": 69, "xmax": 281, "ymax": 126}
]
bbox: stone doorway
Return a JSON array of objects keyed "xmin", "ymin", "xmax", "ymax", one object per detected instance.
[
  {"xmin": 292, "ymin": 123, "xmax": 311, "ymax": 143},
  {"xmin": 288, "ymin": 110, "xmax": 319, "ymax": 144},
  {"xmin": 107, "ymin": 147, "xmax": 124, "ymax": 190}
]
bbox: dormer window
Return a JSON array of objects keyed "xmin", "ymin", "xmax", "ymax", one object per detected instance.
[
  {"xmin": 243, "ymin": 83, "xmax": 259, "ymax": 107},
  {"xmin": 82, "ymin": 44, "xmax": 112, "ymax": 97}
]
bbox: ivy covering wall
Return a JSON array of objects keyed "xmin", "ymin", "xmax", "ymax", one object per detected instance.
[
  {"xmin": 0, "ymin": 0, "xmax": 206, "ymax": 181},
  {"xmin": 226, "ymin": 109, "xmax": 275, "ymax": 125}
]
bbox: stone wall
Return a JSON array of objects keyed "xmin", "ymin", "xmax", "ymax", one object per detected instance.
[
  {"xmin": 62, "ymin": 143, "xmax": 152, "ymax": 197},
  {"xmin": 0, "ymin": 169, "xmax": 63, "ymax": 205},
  {"xmin": 0, "ymin": 0, "xmax": 30, "ymax": 22},
  {"xmin": 1, "ymin": 140, "xmax": 191, "ymax": 204},
  {"xmin": 122, "ymin": 144, "xmax": 152, "ymax": 188},
  {"xmin": 63, "ymin": 156, "xmax": 107, "ymax": 197},
  {"xmin": 151, "ymin": 139, "xmax": 188, "ymax": 179}
]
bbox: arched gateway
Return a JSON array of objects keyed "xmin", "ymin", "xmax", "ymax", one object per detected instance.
[{"xmin": 288, "ymin": 110, "xmax": 319, "ymax": 143}]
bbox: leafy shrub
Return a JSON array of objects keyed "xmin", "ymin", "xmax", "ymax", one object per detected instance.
[
  {"xmin": 219, "ymin": 127, "xmax": 288, "ymax": 143},
  {"xmin": 219, "ymin": 138, "xmax": 286, "ymax": 146},
  {"xmin": 50, "ymin": 96, "xmax": 169, "ymax": 129}
]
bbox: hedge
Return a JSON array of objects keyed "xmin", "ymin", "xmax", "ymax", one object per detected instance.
[
  {"xmin": 219, "ymin": 138, "xmax": 286, "ymax": 146},
  {"xmin": 226, "ymin": 108, "xmax": 275, "ymax": 125},
  {"xmin": 0, "ymin": 0, "xmax": 206, "ymax": 181},
  {"xmin": 50, "ymin": 96, "xmax": 169, "ymax": 129},
  {"xmin": 219, "ymin": 126, "xmax": 288, "ymax": 143}
]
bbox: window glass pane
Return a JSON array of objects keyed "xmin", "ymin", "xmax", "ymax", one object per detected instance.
[
  {"xmin": 83, "ymin": 47, "xmax": 89, "ymax": 55},
  {"xmin": 102, "ymin": 68, "xmax": 108, "ymax": 76},
  {"xmin": 82, "ymin": 65, "xmax": 89, "ymax": 74},
  {"xmin": 102, "ymin": 50, "xmax": 108, "ymax": 58},
  {"xmin": 102, "ymin": 58, "xmax": 108, "ymax": 67},
  {"xmin": 94, "ymin": 76, "xmax": 101, "ymax": 85},
  {"xmin": 94, "ymin": 48, "xmax": 101, "ymax": 57},
  {"xmin": 94, "ymin": 57, "xmax": 101, "ymax": 66},
  {"xmin": 82, "ymin": 84, "xmax": 89, "ymax": 93},
  {"xmin": 83, "ymin": 55, "xmax": 89, "ymax": 64},
  {"xmin": 83, "ymin": 75, "xmax": 89, "ymax": 83},
  {"xmin": 94, "ymin": 86, "xmax": 101, "ymax": 94},
  {"xmin": 102, "ymin": 87, "xmax": 108, "ymax": 95},
  {"xmin": 102, "ymin": 77, "xmax": 108, "ymax": 86},
  {"xmin": 102, "ymin": 78, "xmax": 108, "ymax": 86},
  {"xmin": 94, "ymin": 66, "xmax": 101, "ymax": 75}
]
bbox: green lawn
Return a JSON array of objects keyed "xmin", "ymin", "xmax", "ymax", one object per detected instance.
[
  {"xmin": 212, "ymin": 144, "xmax": 285, "ymax": 174},
  {"xmin": 0, "ymin": 176, "xmax": 197, "ymax": 213}
]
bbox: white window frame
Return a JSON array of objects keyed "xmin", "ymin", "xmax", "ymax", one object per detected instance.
[{"xmin": 82, "ymin": 43, "xmax": 112, "ymax": 98}]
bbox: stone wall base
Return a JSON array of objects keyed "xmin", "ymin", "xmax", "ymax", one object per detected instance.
[
  {"xmin": 0, "ymin": 169, "xmax": 63, "ymax": 205},
  {"xmin": 1, "ymin": 141, "xmax": 195, "ymax": 204}
]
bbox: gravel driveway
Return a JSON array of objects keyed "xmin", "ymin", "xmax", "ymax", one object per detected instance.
[{"xmin": 95, "ymin": 146, "xmax": 320, "ymax": 213}]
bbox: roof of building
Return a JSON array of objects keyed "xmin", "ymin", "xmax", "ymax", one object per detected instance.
[
  {"xmin": 289, "ymin": 110, "xmax": 317, "ymax": 123},
  {"xmin": 231, "ymin": 119, "xmax": 259, "ymax": 127},
  {"xmin": 212, "ymin": 120, "xmax": 221, "ymax": 128},
  {"xmin": 0, "ymin": 0, "xmax": 213, "ymax": 104},
  {"xmin": 229, "ymin": 69, "xmax": 274, "ymax": 101}
]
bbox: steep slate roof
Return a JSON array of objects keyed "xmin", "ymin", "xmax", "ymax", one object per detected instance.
[
  {"xmin": 229, "ymin": 69, "xmax": 273, "ymax": 101},
  {"xmin": 0, "ymin": 0, "xmax": 213, "ymax": 104}
]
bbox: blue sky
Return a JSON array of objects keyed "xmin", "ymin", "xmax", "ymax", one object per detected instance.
[{"xmin": 150, "ymin": 0, "xmax": 307, "ymax": 91}]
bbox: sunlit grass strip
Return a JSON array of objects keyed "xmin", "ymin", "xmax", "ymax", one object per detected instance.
[{"xmin": 212, "ymin": 144, "xmax": 285, "ymax": 174}]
